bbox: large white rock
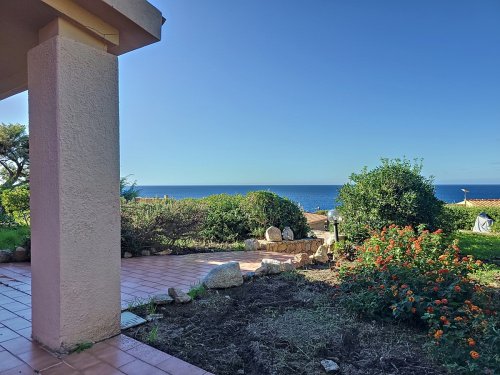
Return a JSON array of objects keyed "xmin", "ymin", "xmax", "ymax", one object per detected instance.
[
  {"xmin": 203, "ymin": 261, "xmax": 244, "ymax": 289},
  {"xmin": 265, "ymin": 226, "xmax": 282, "ymax": 242},
  {"xmin": 244, "ymin": 238, "xmax": 260, "ymax": 251},
  {"xmin": 313, "ymin": 245, "xmax": 329, "ymax": 263},
  {"xmin": 261, "ymin": 258, "xmax": 282, "ymax": 274},
  {"xmin": 282, "ymin": 227, "xmax": 294, "ymax": 241}
]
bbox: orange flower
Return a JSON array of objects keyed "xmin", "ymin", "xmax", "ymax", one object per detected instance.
[
  {"xmin": 441, "ymin": 299, "xmax": 448, "ymax": 305},
  {"xmin": 434, "ymin": 300, "xmax": 442, "ymax": 305},
  {"xmin": 438, "ymin": 254, "xmax": 448, "ymax": 261},
  {"xmin": 401, "ymin": 284, "xmax": 409, "ymax": 289},
  {"xmin": 454, "ymin": 316, "xmax": 463, "ymax": 322},
  {"xmin": 454, "ymin": 285, "xmax": 461, "ymax": 292},
  {"xmin": 379, "ymin": 285, "xmax": 385, "ymax": 290},
  {"xmin": 467, "ymin": 338, "xmax": 476, "ymax": 347},
  {"xmin": 433, "ymin": 286, "xmax": 439, "ymax": 292},
  {"xmin": 434, "ymin": 330, "xmax": 443, "ymax": 339},
  {"xmin": 406, "ymin": 290, "xmax": 413, "ymax": 296},
  {"xmin": 408, "ymin": 296, "xmax": 415, "ymax": 302},
  {"xmin": 411, "ymin": 307, "xmax": 416, "ymax": 314},
  {"xmin": 470, "ymin": 351, "xmax": 480, "ymax": 360},
  {"xmin": 462, "ymin": 257, "xmax": 469, "ymax": 262},
  {"xmin": 427, "ymin": 307, "xmax": 434, "ymax": 313},
  {"xmin": 440, "ymin": 316, "xmax": 447, "ymax": 322}
]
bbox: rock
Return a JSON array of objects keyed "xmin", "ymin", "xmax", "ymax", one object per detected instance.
[
  {"xmin": 325, "ymin": 233, "xmax": 336, "ymax": 247},
  {"xmin": 123, "ymin": 252, "xmax": 133, "ymax": 258},
  {"xmin": 261, "ymin": 258, "xmax": 282, "ymax": 274},
  {"xmin": 254, "ymin": 266, "xmax": 267, "ymax": 276},
  {"xmin": 265, "ymin": 226, "xmax": 282, "ymax": 242},
  {"xmin": 12, "ymin": 247, "xmax": 28, "ymax": 262},
  {"xmin": 281, "ymin": 259, "xmax": 295, "ymax": 272},
  {"xmin": 152, "ymin": 293, "xmax": 174, "ymax": 305},
  {"xmin": 244, "ymin": 238, "xmax": 259, "ymax": 251},
  {"xmin": 202, "ymin": 261, "xmax": 244, "ymax": 289},
  {"xmin": 282, "ymin": 227, "xmax": 294, "ymax": 241},
  {"xmin": 321, "ymin": 359, "xmax": 340, "ymax": 373},
  {"xmin": 141, "ymin": 250, "xmax": 151, "ymax": 256},
  {"xmin": 146, "ymin": 313, "xmax": 164, "ymax": 321},
  {"xmin": 156, "ymin": 249, "xmax": 173, "ymax": 256},
  {"xmin": 168, "ymin": 287, "xmax": 192, "ymax": 303},
  {"xmin": 313, "ymin": 245, "xmax": 329, "ymax": 263},
  {"xmin": 294, "ymin": 253, "xmax": 312, "ymax": 267},
  {"xmin": 242, "ymin": 271, "xmax": 256, "ymax": 281},
  {"xmin": 0, "ymin": 250, "xmax": 12, "ymax": 263}
]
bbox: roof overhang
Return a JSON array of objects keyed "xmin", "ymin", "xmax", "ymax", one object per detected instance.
[{"xmin": 0, "ymin": 0, "xmax": 164, "ymax": 100}]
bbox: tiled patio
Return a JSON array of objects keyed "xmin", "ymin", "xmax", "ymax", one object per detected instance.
[{"xmin": 0, "ymin": 251, "xmax": 294, "ymax": 374}]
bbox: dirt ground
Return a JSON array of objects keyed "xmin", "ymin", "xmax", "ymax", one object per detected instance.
[{"xmin": 125, "ymin": 268, "xmax": 446, "ymax": 375}]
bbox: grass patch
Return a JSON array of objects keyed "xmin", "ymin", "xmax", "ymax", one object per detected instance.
[
  {"xmin": 453, "ymin": 231, "xmax": 500, "ymax": 287},
  {"xmin": 0, "ymin": 226, "xmax": 29, "ymax": 250},
  {"xmin": 453, "ymin": 231, "xmax": 500, "ymax": 260}
]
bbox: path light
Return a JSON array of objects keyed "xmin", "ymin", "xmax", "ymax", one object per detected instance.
[{"xmin": 327, "ymin": 209, "xmax": 342, "ymax": 242}]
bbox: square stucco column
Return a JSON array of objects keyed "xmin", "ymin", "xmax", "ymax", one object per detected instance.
[{"xmin": 28, "ymin": 35, "xmax": 121, "ymax": 351}]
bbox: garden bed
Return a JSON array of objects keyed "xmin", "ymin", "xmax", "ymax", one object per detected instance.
[{"xmin": 125, "ymin": 268, "xmax": 445, "ymax": 375}]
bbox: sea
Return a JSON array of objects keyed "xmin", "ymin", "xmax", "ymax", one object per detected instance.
[{"xmin": 136, "ymin": 185, "xmax": 500, "ymax": 213}]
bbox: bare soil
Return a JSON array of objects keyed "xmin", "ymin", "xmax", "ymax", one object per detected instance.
[{"xmin": 125, "ymin": 268, "xmax": 446, "ymax": 375}]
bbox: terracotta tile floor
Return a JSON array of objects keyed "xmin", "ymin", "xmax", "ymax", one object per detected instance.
[{"xmin": 0, "ymin": 251, "xmax": 294, "ymax": 374}]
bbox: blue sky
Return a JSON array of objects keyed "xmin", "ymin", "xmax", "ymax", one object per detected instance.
[{"xmin": 1, "ymin": 0, "xmax": 499, "ymax": 184}]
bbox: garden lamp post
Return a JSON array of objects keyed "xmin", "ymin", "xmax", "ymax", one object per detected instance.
[
  {"xmin": 327, "ymin": 209, "xmax": 342, "ymax": 242},
  {"xmin": 461, "ymin": 188, "xmax": 469, "ymax": 205}
]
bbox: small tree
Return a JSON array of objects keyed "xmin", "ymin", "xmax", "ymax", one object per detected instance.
[
  {"xmin": 1, "ymin": 185, "xmax": 30, "ymax": 226},
  {"xmin": 337, "ymin": 158, "xmax": 443, "ymax": 242},
  {"xmin": 120, "ymin": 176, "xmax": 140, "ymax": 202},
  {"xmin": 0, "ymin": 123, "xmax": 29, "ymax": 189}
]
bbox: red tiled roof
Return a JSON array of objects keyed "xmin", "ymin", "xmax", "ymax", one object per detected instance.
[{"xmin": 451, "ymin": 199, "xmax": 500, "ymax": 208}]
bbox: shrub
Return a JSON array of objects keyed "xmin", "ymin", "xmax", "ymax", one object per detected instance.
[
  {"xmin": 443, "ymin": 205, "xmax": 500, "ymax": 232},
  {"xmin": 337, "ymin": 158, "xmax": 444, "ymax": 243},
  {"xmin": 121, "ymin": 199, "xmax": 206, "ymax": 255},
  {"xmin": 199, "ymin": 194, "xmax": 249, "ymax": 242},
  {"xmin": 340, "ymin": 226, "xmax": 499, "ymax": 373},
  {"xmin": 1, "ymin": 185, "xmax": 30, "ymax": 226},
  {"xmin": 243, "ymin": 191, "xmax": 309, "ymax": 239}
]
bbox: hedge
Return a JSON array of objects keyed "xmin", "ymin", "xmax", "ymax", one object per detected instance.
[{"xmin": 443, "ymin": 205, "xmax": 500, "ymax": 232}]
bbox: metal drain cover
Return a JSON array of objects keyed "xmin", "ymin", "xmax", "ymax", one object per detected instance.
[{"xmin": 120, "ymin": 311, "xmax": 147, "ymax": 330}]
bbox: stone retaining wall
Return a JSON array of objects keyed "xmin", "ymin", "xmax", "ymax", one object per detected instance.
[{"xmin": 257, "ymin": 238, "xmax": 324, "ymax": 254}]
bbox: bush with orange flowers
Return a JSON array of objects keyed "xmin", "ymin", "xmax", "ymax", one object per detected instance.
[{"xmin": 340, "ymin": 225, "xmax": 499, "ymax": 373}]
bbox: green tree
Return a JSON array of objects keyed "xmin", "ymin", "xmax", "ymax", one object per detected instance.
[
  {"xmin": 120, "ymin": 176, "xmax": 140, "ymax": 202},
  {"xmin": 337, "ymin": 158, "xmax": 444, "ymax": 242},
  {"xmin": 0, "ymin": 123, "xmax": 29, "ymax": 189},
  {"xmin": 1, "ymin": 185, "xmax": 30, "ymax": 226}
]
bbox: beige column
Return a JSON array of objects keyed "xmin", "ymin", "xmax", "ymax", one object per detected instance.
[{"xmin": 28, "ymin": 19, "xmax": 121, "ymax": 352}]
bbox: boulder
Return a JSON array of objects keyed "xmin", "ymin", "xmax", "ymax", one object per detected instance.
[
  {"xmin": 282, "ymin": 227, "xmax": 294, "ymax": 241},
  {"xmin": 152, "ymin": 293, "xmax": 174, "ymax": 305},
  {"xmin": 168, "ymin": 287, "xmax": 192, "ymax": 303},
  {"xmin": 261, "ymin": 258, "xmax": 282, "ymax": 274},
  {"xmin": 281, "ymin": 259, "xmax": 295, "ymax": 272},
  {"xmin": 202, "ymin": 261, "xmax": 244, "ymax": 289},
  {"xmin": 242, "ymin": 271, "xmax": 256, "ymax": 281},
  {"xmin": 244, "ymin": 238, "xmax": 259, "ymax": 251},
  {"xmin": 156, "ymin": 249, "xmax": 173, "ymax": 255},
  {"xmin": 123, "ymin": 252, "xmax": 133, "ymax": 258},
  {"xmin": 0, "ymin": 250, "xmax": 12, "ymax": 263},
  {"xmin": 321, "ymin": 359, "xmax": 340, "ymax": 373},
  {"xmin": 12, "ymin": 247, "xmax": 28, "ymax": 262},
  {"xmin": 141, "ymin": 250, "xmax": 151, "ymax": 256},
  {"xmin": 325, "ymin": 233, "xmax": 336, "ymax": 247},
  {"xmin": 313, "ymin": 245, "xmax": 329, "ymax": 263},
  {"xmin": 294, "ymin": 253, "xmax": 312, "ymax": 267},
  {"xmin": 265, "ymin": 226, "xmax": 282, "ymax": 242}
]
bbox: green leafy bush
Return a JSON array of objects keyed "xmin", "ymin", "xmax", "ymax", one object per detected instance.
[
  {"xmin": 199, "ymin": 194, "xmax": 249, "ymax": 242},
  {"xmin": 443, "ymin": 205, "xmax": 500, "ymax": 232},
  {"xmin": 243, "ymin": 191, "xmax": 309, "ymax": 239},
  {"xmin": 337, "ymin": 159, "xmax": 444, "ymax": 243},
  {"xmin": 121, "ymin": 199, "xmax": 206, "ymax": 255},
  {"xmin": 1, "ymin": 185, "xmax": 30, "ymax": 226},
  {"xmin": 340, "ymin": 226, "xmax": 499, "ymax": 373}
]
